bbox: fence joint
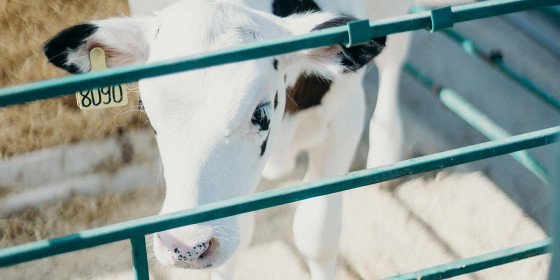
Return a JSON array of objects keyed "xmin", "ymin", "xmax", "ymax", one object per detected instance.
[
  {"xmin": 130, "ymin": 236, "xmax": 149, "ymax": 280},
  {"xmin": 346, "ymin": 19, "xmax": 371, "ymax": 47},
  {"xmin": 430, "ymin": 6, "xmax": 454, "ymax": 32}
]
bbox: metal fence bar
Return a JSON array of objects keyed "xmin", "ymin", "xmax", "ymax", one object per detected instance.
[
  {"xmin": 491, "ymin": 52, "xmax": 560, "ymax": 110},
  {"xmin": 411, "ymin": 5, "xmax": 560, "ymax": 111},
  {"xmin": 502, "ymin": 12, "xmax": 560, "ymax": 60},
  {"xmin": 450, "ymin": 29, "xmax": 560, "ymax": 108},
  {"xmin": 541, "ymin": 7, "xmax": 560, "ymax": 30},
  {"xmin": 404, "ymin": 63, "xmax": 550, "ymax": 184},
  {"xmin": 544, "ymin": 6, "xmax": 560, "ymax": 19},
  {"xmin": 549, "ymin": 123, "xmax": 560, "ymax": 280},
  {"xmin": 1, "ymin": 1, "xmax": 559, "ymax": 277},
  {"xmin": 383, "ymin": 238, "xmax": 552, "ymax": 280},
  {"xmin": 130, "ymin": 237, "xmax": 149, "ymax": 280},
  {"xmin": 1, "ymin": 126, "xmax": 558, "ymax": 267},
  {"xmin": 0, "ymin": 0, "xmax": 558, "ymax": 107},
  {"xmin": 474, "ymin": 0, "xmax": 560, "ymax": 59}
]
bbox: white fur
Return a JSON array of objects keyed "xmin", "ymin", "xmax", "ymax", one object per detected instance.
[{"xmin": 55, "ymin": 0, "xmax": 412, "ymax": 278}]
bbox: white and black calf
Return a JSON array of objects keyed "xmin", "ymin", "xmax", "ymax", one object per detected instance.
[{"xmin": 43, "ymin": 0, "xmax": 411, "ymax": 279}]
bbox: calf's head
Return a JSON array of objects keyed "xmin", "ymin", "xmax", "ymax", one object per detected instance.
[{"xmin": 43, "ymin": 0, "xmax": 385, "ymax": 269}]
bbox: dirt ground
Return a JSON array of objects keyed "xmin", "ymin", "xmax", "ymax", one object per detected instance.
[{"xmin": 0, "ymin": 168, "xmax": 551, "ymax": 280}]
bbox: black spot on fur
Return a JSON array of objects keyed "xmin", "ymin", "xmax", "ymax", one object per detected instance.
[
  {"xmin": 260, "ymin": 132, "xmax": 270, "ymax": 156},
  {"xmin": 274, "ymin": 91, "xmax": 279, "ymax": 109},
  {"xmin": 272, "ymin": 0, "xmax": 320, "ymax": 17},
  {"xmin": 312, "ymin": 16, "xmax": 386, "ymax": 72},
  {"xmin": 272, "ymin": 58, "xmax": 279, "ymax": 70},
  {"xmin": 43, "ymin": 23, "xmax": 98, "ymax": 73},
  {"xmin": 285, "ymin": 74, "xmax": 331, "ymax": 114}
]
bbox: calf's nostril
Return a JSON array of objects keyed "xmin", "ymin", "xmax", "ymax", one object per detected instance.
[
  {"xmin": 199, "ymin": 238, "xmax": 218, "ymax": 260},
  {"xmin": 155, "ymin": 231, "xmax": 220, "ymax": 268}
]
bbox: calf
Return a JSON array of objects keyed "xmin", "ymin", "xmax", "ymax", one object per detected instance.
[{"xmin": 43, "ymin": 0, "xmax": 412, "ymax": 279}]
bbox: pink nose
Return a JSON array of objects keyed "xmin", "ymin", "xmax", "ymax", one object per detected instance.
[{"xmin": 154, "ymin": 231, "xmax": 219, "ymax": 269}]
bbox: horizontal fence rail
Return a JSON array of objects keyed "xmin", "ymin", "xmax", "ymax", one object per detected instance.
[
  {"xmin": 383, "ymin": 238, "xmax": 552, "ymax": 280},
  {"xmin": 544, "ymin": 5, "xmax": 560, "ymax": 19},
  {"xmin": 444, "ymin": 28, "xmax": 560, "ymax": 111},
  {"xmin": 0, "ymin": 126, "xmax": 558, "ymax": 268},
  {"xmin": 0, "ymin": 0, "xmax": 559, "ymax": 107},
  {"xmin": 404, "ymin": 63, "xmax": 551, "ymax": 184},
  {"xmin": 411, "ymin": 5, "xmax": 560, "ymax": 112},
  {"xmin": 505, "ymin": 7, "xmax": 560, "ymax": 59}
]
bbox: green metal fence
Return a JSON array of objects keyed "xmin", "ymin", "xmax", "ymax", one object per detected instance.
[{"xmin": 1, "ymin": 0, "xmax": 559, "ymax": 279}]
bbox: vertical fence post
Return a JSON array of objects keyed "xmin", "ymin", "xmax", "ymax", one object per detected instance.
[
  {"xmin": 130, "ymin": 236, "xmax": 149, "ymax": 280},
  {"xmin": 550, "ymin": 144, "xmax": 560, "ymax": 279}
]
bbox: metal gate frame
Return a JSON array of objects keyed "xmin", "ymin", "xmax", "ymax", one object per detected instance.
[{"xmin": 1, "ymin": 1, "xmax": 559, "ymax": 279}]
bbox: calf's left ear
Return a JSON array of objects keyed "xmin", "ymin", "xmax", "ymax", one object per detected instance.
[
  {"xmin": 43, "ymin": 17, "xmax": 155, "ymax": 74},
  {"xmin": 282, "ymin": 13, "xmax": 386, "ymax": 78},
  {"xmin": 312, "ymin": 16, "xmax": 386, "ymax": 72}
]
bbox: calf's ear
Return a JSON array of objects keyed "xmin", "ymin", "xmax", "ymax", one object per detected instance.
[
  {"xmin": 282, "ymin": 13, "xmax": 386, "ymax": 78},
  {"xmin": 43, "ymin": 17, "xmax": 156, "ymax": 73}
]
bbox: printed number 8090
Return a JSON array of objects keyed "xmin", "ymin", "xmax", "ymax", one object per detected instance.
[{"xmin": 77, "ymin": 85, "xmax": 128, "ymax": 110}]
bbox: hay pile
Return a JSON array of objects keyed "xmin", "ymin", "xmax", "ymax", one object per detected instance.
[
  {"xmin": 0, "ymin": 187, "xmax": 166, "ymax": 280},
  {"xmin": 0, "ymin": 1, "xmax": 161, "ymax": 277},
  {"xmin": 0, "ymin": 0, "xmax": 147, "ymax": 158},
  {"xmin": 0, "ymin": 188, "xmax": 162, "ymax": 248}
]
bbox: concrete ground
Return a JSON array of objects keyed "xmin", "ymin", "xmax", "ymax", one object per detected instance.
[{"xmin": 1, "ymin": 2, "xmax": 560, "ymax": 280}]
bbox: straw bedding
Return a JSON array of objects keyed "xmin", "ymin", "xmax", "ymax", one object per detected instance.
[{"xmin": 0, "ymin": 0, "xmax": 147, "ymax": 159}]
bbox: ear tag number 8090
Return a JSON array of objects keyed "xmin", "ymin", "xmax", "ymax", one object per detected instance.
[{"xmin": 76, "ymin": 47, "xmax": 128, "ymax": 110}]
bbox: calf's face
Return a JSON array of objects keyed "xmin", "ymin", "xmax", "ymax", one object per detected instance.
[{"xmin": 43, "ymin": 0, "xmax": 385, "ymax": 269}]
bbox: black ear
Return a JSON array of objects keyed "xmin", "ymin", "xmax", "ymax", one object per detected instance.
[
  {"xmin": 312, "ymin": 16, "xmax": 386, "ymax": 72},
  {"xmin": 43, "ymin": 23, "xmax": 99, "ymax": 74},
  {"xmin": 43, "ymin": 17, "xmax": 152, "ymax": 74}
]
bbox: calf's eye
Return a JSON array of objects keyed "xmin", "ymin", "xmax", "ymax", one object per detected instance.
[{"xmin": 252, "ymin": 103, "xmax": 270, "ymax": 131}]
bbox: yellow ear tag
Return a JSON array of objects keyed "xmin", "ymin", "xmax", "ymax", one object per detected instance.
[{"xmin": 76, "ymin": 47, "xmax": 128, "ymax": 110}]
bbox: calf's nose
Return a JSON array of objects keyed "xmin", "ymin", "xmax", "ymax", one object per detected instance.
[{"xmin": 154, "ymin": 230, "xmax": 219, "ymax": 269}]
